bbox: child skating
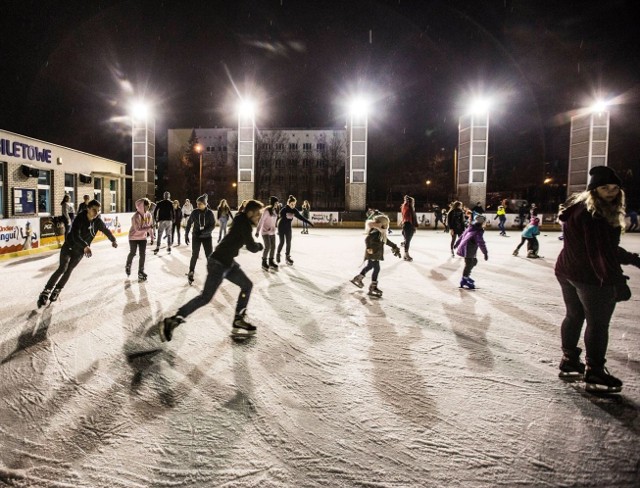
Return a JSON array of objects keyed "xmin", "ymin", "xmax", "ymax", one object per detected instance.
[
  {"xmin": 160, "ymin": 200, "xmax": 265, "ymax": 341},
  {"xmin": 350, "ymin": 214, "xmax": 402, "ymax": 297},
  {"xmin": 513, "ymin": 217, "xmax": 541, "ymax": 258},
  {"xmin": 453, "ymin": 214, "xmax": 488, "ymax": 289},
  {"xmin": 126, "ymin": 198, "xmax": 154, "ymax": 281},
  {"xmin": 255, "ymin": 196, "xmax": 280, "ymax": 271}
]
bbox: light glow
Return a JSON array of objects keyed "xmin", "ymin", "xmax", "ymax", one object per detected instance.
[
  {"xmin": 130, "ymin": 101, "xmax": 150, "ymax": 121},
  {"xmin": 349, "ymin": 97, "xmax": 369, "ymax": 117},
  {"xmin": 469, "ymin": 98, "xmax": 491, "ymax": 115},
  {"xmin": 238, "ymin": 99, "xmax": 255, "ymax": 117}
]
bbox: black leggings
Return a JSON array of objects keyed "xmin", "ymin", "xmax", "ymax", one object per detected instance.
[
  {"xmin": 126, "ymin": 240, "xmax": 147, "ymax": 272},
  {"xmin": 189, "ymin": 237, "xmax": 213, "ymax": 273},
  {"xmin": 450, "ymin": 230, "xmax": 462, "ymax": 251},
  {"xmin": 360, "ymin": 260, "xmax": 380, "ymax": 281},
  {"xmin": 277, "ymin": 227, "xmax": 292, "ymax": 256},
  {"xmin": 45, "ymin": 247, "xmax": 83, "ymax": 290},
  {"xmin": 463, "ymin": 257, "xmax": 478, "ymax": 277},
  {"xmin": 402, "ymin": 222, "xmax": 415, "ymax": 252}
]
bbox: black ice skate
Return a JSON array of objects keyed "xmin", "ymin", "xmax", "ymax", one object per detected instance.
[
  {"xmin": 584, "ymin": 367, "xmax": 622, "ymax": 393},
  {"xmin": 49, "ymin": 287, "xmax": 62, "ymax": 302},
  {"xmin": 526, "ymin": 251, "xmax": 539, "ymax": 259},
  {"xmin": 558, "ymin": 348, "xmax": 585, "ymax": 378},
  {"xmin": 276, "ymin": 253, "xmax": 281, "ymax": 264},
  {"xmin": 350, "ymin": 274, "xmax": 365, "ymax": 288},
  {"xmin": 138, "ymin": 271, "xmax": 148, "ymax": 282},
  {"xmin": 187, "ymin": 271, "xmax": 194, "ymax": 285},
  {"xmin": 285, "ymin": 255, "xmax": 294, "ymax": 265},
  {"xmin": 269, "ymin": 258, "xmax": 279, "ymax": 270},
  {"xmin": 37, "ymin": 289, "xmax": 51, "ymax": 308},
  {"xmin": 167, "ymin": 247, "xmax": 171, "ymax": 254},
  {"xmin": 261, "ymin": 258, "xmax": 269, "ymax": 271},
  {"xmin": 368, "ymin": 281, "xmax": 383, "ymax": 297},
  {"xmin": 403, "ymin": 252, "xmax": 413, "ymax": 262},
  {"xmin": 125, "ymin": 265, "xmax": 131, "ymax": 277},
  {"xmin": 232, "ymin": 311, "xmax": 257, "ymax": 338},
  {"xmin": 159, "ymin": 315, "xmax": 185, "ymax": 342}
]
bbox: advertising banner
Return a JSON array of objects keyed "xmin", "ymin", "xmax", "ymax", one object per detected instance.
[
  {"xmin": 0, "ymin": 218, "xmax": 40, "ymax": 254},
  {"xmin": 97, "ymin": 213, "xmax": 131, "ymax": 237}
]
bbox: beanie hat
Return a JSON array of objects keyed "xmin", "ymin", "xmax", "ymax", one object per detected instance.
[
  {"xmin": 163, "ymin": 191, "xmax": 170, "ymax": 200},
  {"xmin": 472, "ymin": 214, "xmax": 487, "ymax": 225},
  {"xmin": 587, "ymin": 165, "xmax": 622, "ymax": 190},
  {"xmin": 269, "ymin": 196, "xmax": 279, "ymax": 206},
  {"xmin": 196, "ymin": 194, "xmax": 208, "ymax": 204}
]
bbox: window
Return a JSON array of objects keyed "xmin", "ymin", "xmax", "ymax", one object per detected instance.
[
  {"xmin": 316, "ymin": 143, "xmax": 326, "ymax": 151},
  {"xmin": 207, "ymin": 146, "xmax": 212, "ymax": 153},
  {"xmin": 222, "ymin": 146, "xmax": 227, "ymax": 152},
  {"xmin": 274, "ymin": 159, "xmax": 283, "ymax": 169},
  {"xmin": 109, "ymin": 180, "xmax": 117, "ymax": 213},
  {"xmin": 288, "ymin": 159, "xmax": 297, "ymax": 168},
  {"xmin": 275, "ymin": 143, "xmax": 285, "ymax": 151},
  {"xmin": 94, "ymin": 177, "xmax": 102, "ymax": 206},
  {"xmin": 316, "ymin": 160, "xmax": 327, "ymax": 168},
  {"xmin": 37, "ymin": 170, "xmax": 51, "ymax": 214},
  {"xmin": 64, "ymin": 173, "xmax": 76, "ymax": 208},
  {"xmin": 288, "ymin": 143, "xmax": 298, "ymax": 150},
  {"xmin": 315, "ymin": 175, "xmax": 323, "ymax": 184},
  {"xmin": 303, "ymin": 143, "xmax": 312, "ymax": 151},
  {"xmin": 302, "ymin": 159, "xmax": 312, "ymax": 168},
  {"xmin": 262, "ymin": 143, "xmax": 272, "ymax": 150}
]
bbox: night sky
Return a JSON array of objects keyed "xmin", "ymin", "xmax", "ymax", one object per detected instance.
[{"xmin": 2, "ymin": 0, "xmax": 639, "ymax": 204}]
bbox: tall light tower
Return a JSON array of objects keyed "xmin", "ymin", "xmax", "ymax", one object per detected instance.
[
  {"xmin": 457, "ymin": 99, "xmax": 490, "ymax": 207},
  {"xmin": 346, "ymin": 98, "xmax": 368, "ymax": 211},
  {"xmin": 131, "ymin": 101, "xmax": 155, "ymax": 202},
  {"xmin": 567, "ymin": 100, "xmax": 610, "ymax": 195},
  {"xmin": 237, "ymin": 100, "xmax": 255, "ymax": 206}
]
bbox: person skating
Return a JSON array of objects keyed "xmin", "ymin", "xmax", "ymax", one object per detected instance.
[
  {"xmin": 171, "ymin": 200, "xmax": 183, "ymax": 246},
  {"xmin": 217, "ymin": 199, "xmax": 232, "ymax": 242},
  {"xmin": 255, "ymin": 196, "xmax": 280, "ymax": 271},
  {"xmin": 181, "ymin": 199, "xmax": 193, "ymax": 226},
  {"xmin": 433, "ymin": 205, "xmax": 444, "ymax": 230},
  {"xmin": 126, "ymin": 198, "xmax": 154, "ymax": 281},
  {"xmin": 447, "ymin": 201, "xmax": 465, "ymax": 257},
  {"xmin": 350, "ymin": 214, "xmax": 402, "ymax": 297},
  {"xmin": 60, "ymin": 194, "xmax": 75, "ymax": 235},
  {"xmin": 453, "ymin": 214, "xmax": 488, "ymax": 289},
  {"xmin": 494, "ymin": 205, "xmax": 507, "ymax": 236},
  {"xmin": 555, "ymin": 166, "xmax": 640, "ymax": 393},
  {"xmin": 160, "ymin": 200, "xmax": 265, "ymax": 341},
  {"xmin": 276, "ymin": 195, "xmax": 313, "ymax": 265},
  {"xmin": 184, "ymin": 194, "xmax": 216, "ymax": 284},
  {"xmin": 512, "ymin": 217, "xmax": 540, "ymax": 257},
  {"xmin": 153, "ymin": 191, "xmax": 175, "ymax": 255},
  {"xmin": 301, "ymin": 200, "xmax": 311, "ymax": 234},
  {"xmin": 38, "ymin": 200, "xmax": 118, "ymax": 307},
  {"xmin": 400, "ymin": 195, "xmax": 418, "ymax": 261},
  {"xmin": 76, "ymin": 194, "xmax": 90, "ymax": 214}
]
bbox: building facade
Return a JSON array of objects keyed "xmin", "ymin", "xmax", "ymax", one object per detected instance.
[{"xmin": 0, "ymin": 129, "xmax": 129, "ymax": 219}]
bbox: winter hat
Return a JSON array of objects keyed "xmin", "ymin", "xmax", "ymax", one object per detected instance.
[
  {"xmin": 163, "ymin": 191, "xmax": 171, "ymax": 200},
  {"xmin": 587, "ymin": 165, "xmax": 622, "ymax": 190},
  {"xmin": 269, "ymin": 196, "xmax": 279, "ymax": 206},
  {"xmin": 472, "ymin": 214, "xmax": 487, "ymax": 225},
  {"xmin": 196, "ymin": 194, "xmax": 208, "ymax": 204}
]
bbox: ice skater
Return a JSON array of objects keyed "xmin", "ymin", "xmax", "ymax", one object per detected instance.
[
  {"xmin": 171, "ymin": 200, "xmax": 183, "ymax": 246},
  {"xmin": 447, "ymin": 201, "xmax": 465, "ymax": 257},
  {"xmin": 301, "ymin": 200, "xmax": 311, "ymax": 234},
  {"xmin": 61, "ymin": 194, "xmax": 75, "ymax": 235},
  {"xmin": 184, "ymin": 194, "xmax": 216, "ymax": 284},
  {"xmin": 555, "ymin": 166, "xmax": 640, "ymax": 393},
  {"xmin": 217, "ymin": 198, "xmax": 232, "ymax": 242},
  {"xmin": 126, "ymin": 198, "xmax": 154, "ymax": 281},
  {"xmin": 350, "ymin": 214, "xmax": 402, "ymax": 297},
  {"xmin": 153, "ymin": 192, "xmax": 175, "ymax": 255},
  {"xmin": 255, "ymin": 196, "xmax": 280, "ymax": 271},
  {"xmin": 160, "ymin": 200, "xmax": 265, "ymax": 341},
  {"xmin": 453, "ymin": 214, "xmax": 488, "ymax": 289},
  {"xmin": 494, "ymin": 205, "xmax": 507, "ymax": 236},
  {"xmin": 512, "ymin": 217, "xmax": 540, "ymax": 258},
  {"xmin": 276, "ymin": 195, "xmax": 313, "ymax": 265},
  {"xmin": 400, "ymin": 195, "xmax": 418, "ymax": 261},
  {"xmin": 38, "ymin": 199, "xmax": 118, "ymax": 307}
]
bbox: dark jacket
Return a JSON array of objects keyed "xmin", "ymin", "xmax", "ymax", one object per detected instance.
[
  {"xmin": 555, "ymin": 202, "xmax": 640, "ymax": 286},
  {"xmin": 364, "ymin": 229, "xmax": 399, "ymax": 261},
  {"xmin": 447, "ymin": 208, "xmax": 465, "ymax": 235},
  {"xmin": 173, "ymin": 207, "xmax": 183, "ymax": 225},
  {"xmin": 217, "ymin": 207, "xmax": 231, "ymax": 220},
  {"xmin": 154, "ymin": 199, "xmax": 175, "ymax": 222},
  {"xmin": 277, "ymin": 206, "xmax": 312, "ymax": 231},
  {"xmin": 210, "ymin": 212, "xmax": 262, "ymax": 266},
  {"xmin": 64, "ymin": 210, "xmax": 116, "ymax": 254},
  {"xmin": 185, "ymin": 207, "xmax": 216, "ymax": 239}
]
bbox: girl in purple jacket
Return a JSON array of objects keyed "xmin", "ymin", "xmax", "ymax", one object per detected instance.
[
  {"xmin": 453, "ymin": 214, "xmax": 489, "ymax": 289},
  {"xmin": 126, "ymin": 198, "xmax": 154, "ymax": 281}
]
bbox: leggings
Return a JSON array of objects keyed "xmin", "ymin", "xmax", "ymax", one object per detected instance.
[
  {"xmin": 45, "ymin": 247, "xmax": 83, "ymax": 290},
  {"xmin": 126, "ymin": 240, "xmax": 147, "ymax": 272},
  {"xmin": 262, "ymin": 234, "xmax": 276, "ymax": 260},
  {"xmin": 277, "ymin": 227, "xmax": 292, "ymax": 256},
  {"xmin": 360, "ymin": 260, "xmax": 381, "ymax": 281},
  {"xmin": 450, "ymin": 230, "xmax": 462, "ymax": 251},
  {"xmin": 463, "ymin": 257, "xmax": 478, "ymax": 277},
  {"xmin": 402, "ymin": 222, "xmax": 415, "ymax": 251}
]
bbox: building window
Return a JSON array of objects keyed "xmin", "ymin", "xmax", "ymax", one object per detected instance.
[
  {"xmin": 303, "ymin": 143, "xmax": 312, "ymax": 151},
  {"xmin": 109, "ymin": 180, "xmax": 117, "ymax": 213},
  {"xmin": 315, "ymin": 175, "xmax": 323, "ymax": 184},
  {"xmin": 288, "ymin": 159, "xmax": 297, "ymax": 168},
  {"xmin": 274, "ymin": 159, "xmax": 283, "ymax": 169},
  {"xmin": 288, "ymin": 143, "xmax": 298, "ymax": 150},
  {"xmin": 275, "ymin": 143, "xmax": 285, "ymax": 151},
  {"xmin": 262, "ymin": 143, "xmax": 271, "ymax": 150},
  {"xmin": 302, "ymin": 159, "xmax": 312, "ymax": 168},
  {"xmin": 316, "ymin": 160, "xmax": 327, "ymax": 168},
  {"xmin": 94, "ymin": 177, "xmax": 102, "ymax": 207},
  {"xmin": 222, "ymin": 146, "xmax": 227, "ymax": 152},
  {"xmin": 64, "ymin": 173, "xmax": 76, "ymax": 207},
  {"xmin": 316, "ymin": 143, "xmax": 326, "ymax": 151},
  {"xmin": 37, "ymin": 170, "xmax": 51, "ymax": 214}
]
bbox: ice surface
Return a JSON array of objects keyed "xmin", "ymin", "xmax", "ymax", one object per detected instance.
[{"xmin": 1, "ymin": 229, "xmax": 639, "ymax": 487}]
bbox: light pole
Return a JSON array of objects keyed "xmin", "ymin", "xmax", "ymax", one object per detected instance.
[
  {"xmin": 130, "ymin": 101, "xmax": 154, "ymax": 206},
  {"xmin": 457, "ymin": 97, "xmax": 490, "ymax": 208},
  {"xmin": 194, "ymin": 143, "xmax": 203, "ymax": 196},
  {"xmin": 347, "ymin": 97, "xmax": 369, "ymax": 211},
  {"xmin": 237, "ymin": 99, "xmax": 256, "ymax": 207}
]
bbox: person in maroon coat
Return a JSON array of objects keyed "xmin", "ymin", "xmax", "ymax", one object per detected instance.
[{"xmin": 555, "ymin": 166, "xmax": 640, "ymax": 393}]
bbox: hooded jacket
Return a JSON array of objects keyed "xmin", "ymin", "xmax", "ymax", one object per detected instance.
[
  {"xmin": 555, "ymin": 202, "xmax": 640, "ymax": 285},
  {"xmin": 185, "ymin": 207, "xmax": 216, "ymax": 238},
  {"xmin": 363, "ymin": 220, "xmax": 399, "ymax": 261},
  {"xmin": 447, "ymin": 208, "xmax": 465, "ymax": 234},
  {"xmin": 64, "ymin": 210, "xmax": 116, "ymax": 254},
  {"xmin": 129, "ymin": 199, "xmax": 154, "ymax": 241},
  {"xmin": 522, "ymin": 222, "xmax": 540, "ymax": 238},
  {"xmin": 454, "ymin": 224, "xmax": 488, "ymax": 259},
  {"xmin": 255, "ymin": 207, "xmax": 278, "ymax": 236},
  {"xmin": 210, "ymin": 212, "xmax": 262, "ymax": 266}
]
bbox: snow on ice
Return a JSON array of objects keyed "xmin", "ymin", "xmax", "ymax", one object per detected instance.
[{"xmin": 1, "ymin": 229, "xmax": 639, "ymax": 487}]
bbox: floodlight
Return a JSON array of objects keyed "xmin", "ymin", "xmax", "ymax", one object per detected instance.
[
  {"xmin": 238, "ymin": 99, "xmax": 255, "ymax": 117},
  {"xmin": 131, "ymin": 101, "xmax": 150, "ymax": 121},
  {"xmin": 469, "ymin": 98, "xmax": 491, "ymax": 115},
  {"xmin": 349, "ymin": 98, "xmax": 369, "ymax": 117},
  {"xmin": 590, "ymin": 99, "xmax": 608, "ymax": 113}
]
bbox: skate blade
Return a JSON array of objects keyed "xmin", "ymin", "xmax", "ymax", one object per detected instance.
[
  {"xmin": 559, "ymin": 372, "xmax": 584, "ymax": 381},
  {"xmin": 585, "ymin": 383, "xmax": 622, "ymax": 394}
]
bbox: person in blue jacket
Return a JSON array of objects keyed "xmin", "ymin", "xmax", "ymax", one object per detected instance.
[{"xmin": 512, "ymin": 217, "xmax": 541, "ymax": 258}]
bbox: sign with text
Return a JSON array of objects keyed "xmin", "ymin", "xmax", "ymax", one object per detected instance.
[{"xmin": 0, "ymin": 218, "xmax": 40, "ymax": 254}]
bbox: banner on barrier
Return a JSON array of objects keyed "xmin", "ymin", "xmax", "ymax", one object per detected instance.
[{"xmin": 0, "ymin": 218, "xmax": 40, "ymax": 254}]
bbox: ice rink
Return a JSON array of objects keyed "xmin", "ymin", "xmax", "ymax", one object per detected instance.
[{"xmin": 1, "ymin": 227, "xmax": 639, "ymax": 487}]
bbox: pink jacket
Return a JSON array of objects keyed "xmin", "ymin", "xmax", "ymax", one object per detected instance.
[
  {"xmin": 129, "ymin": 199, "xmax": 154, "ymax": 241},
  {"xmin": 256, "ymin": 208, "xmax": 278, "ymax": 236}
]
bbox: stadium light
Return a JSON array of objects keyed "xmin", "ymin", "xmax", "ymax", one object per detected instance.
[{"xmin": 349, "ymin": 97, "xmax": 369, "ymax": 117}]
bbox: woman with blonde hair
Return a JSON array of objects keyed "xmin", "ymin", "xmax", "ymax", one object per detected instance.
[
  {"xmin": 555, "ymin": 166, "xmax": 640, "ymax": 393},
  {"xmin": 301, "ymin": 200, "xmax": 311, "ymax": 234},
  {"xmin": 217, "ymin": 198, "xmax": 232, "ymax": 242}
]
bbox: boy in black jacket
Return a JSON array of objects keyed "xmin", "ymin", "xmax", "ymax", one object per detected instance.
[
  {"xmin": 184, "ymin": 194, "xmax": 216, "ymax": 284},
  {"xmin": 38, "ymin": 200, "xmax": 118, "ymax": 307},
  {"xmin": 160, "ymin": 199, "xmax": 264, "ymax": 340}
]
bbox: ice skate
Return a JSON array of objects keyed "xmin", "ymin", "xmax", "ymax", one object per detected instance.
[
  {"xmin": 558, "ymin": 349, "xmax": 585, "ymax": 378},
  {"xmin": 138, "ymin": 271, "xmax": 148, "ymax": 282},
  {"xmin": 49, "ymin": 287, "xmax": 62, "ymax": 302},
  {"xmin": 269, "ymin": 258, "xmax": 279, "ymax": 270},
  {"xmin": 232, "ymin": 311, "xmax": 257, "ymax": 338},
  {"xmin": 368, "ymin": 281, "xmax": 383, "ymax": 297},
  {"xmin": 351, "ymin": 274, "xmax": 365, "ymax": 288},
  {"xmin": 526, "ymin": 250, "xmax": 539, "ymax": 259},
  {"xmin": 187, "ymin": 271, "xmax": 194, "ymax": 285},
  {"xmin": 403, "ymin": 252, "xmax": 413, "ymax": 262},
  {"xmin": 459, "ymin": 276, "xmax": 475, "ymax": 289},
  {"xmin": 125, "ymin": 265, "xmax": 131, "ymax": 277},
  {"xmin": 159, "ymin": 315, "xmax": 185, "ymax": 342},
  {"xmin": 285, "ymin": 255, "xmax": 294, "ymax": 265},
  {"xmin": 37, "ymin": 289, "xmax": 51, "ymax": 308},
  {"xmin": 276, "ymin": 253, "xmax": 281, "ymax": 264},
  {"xmin": 153, "ymin": 248, "xmax": 159, "ymax": 255},
  {"xmin": 584, "ymin": 367, "xmax": 622, "ymax": 394},
  {"xmin": 261, "ymin": 258, "xmax": 269, "ymax": 271},
  {"xmin": 512, "ymin": 249, "xmax": 519, "ymax": 256},
  {"xmin": 167, "ymin": 248, "xmax": 171, "ymax": 254}
]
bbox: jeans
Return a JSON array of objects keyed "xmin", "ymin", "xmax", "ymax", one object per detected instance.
[
  {"xmin": 178, "ymin": 259, "xmax": 253, "ymax": 318},
  {"xmin": 218, "ymin": 217, "xmax": 228, "ymax": 242},
  {"xmin": 302, "ymin": 220, "xmax": 309, "ymax": 231},
  {"xmin": 557, "ymin": 276, "xmax": 617, "ymax": 369},
  {"xmin": 189, "ymin": 236, "xmax": 213, "ymax": 273},
  {"xmin": 360, "ymin": 260, "xmax": 381, "ymax": 281},
  {"xmin": 515, "ymin": 237, "xmax": 538, "ymax": 252},
  {"xmin": 498, "ymin": 219, "xmax": 506, "ymax": 234},
  {"xmin": 402, "ymin": 222, "xmax": 415, "ymax": 252},
  {"xmin": 277, "ymin": 227, "xmax": 292, "ymax": 256},
  {"xmin": 463, "ymin": 257, "xmax": 478, "ymax": 277},
  {"xmin": 45, "ymin": 247, "xmax": 84, "ymax": 290},
  {"xmin": 156, "ymin": 220, "xmax": 172, "ymax": 249},
  {"xmin": 262, "ymin": 234, "xmax": 276, "ymax": 260},
  {"xmin": 172, "ymin": 222, "xmax": 181, "ymax": 244},
  {"xmin": 126, "ymin": 240, "xmax": 147, "ymax": 272}
]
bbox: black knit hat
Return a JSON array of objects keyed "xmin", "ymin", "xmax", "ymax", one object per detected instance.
[
  {"xmin": 587, "ymin": 166, "xmax": 622, "ymax": 191},
  {"xmin": 196, "ymin": 194, "xmax": 208, "ymax": 204},
  {"xmin": 269, "ymin": 196, "xmax": 279, "ymax": 206}
]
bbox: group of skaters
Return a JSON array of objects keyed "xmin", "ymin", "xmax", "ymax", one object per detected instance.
[{"xmin": 36, "ymin": 165, "xmax": 640, "ymax": 394}]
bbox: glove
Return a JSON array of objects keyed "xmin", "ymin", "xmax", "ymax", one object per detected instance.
[
  {"xmin": 392, "ymin": 246, "xmax": 401, "ymax": 258},
  {"xmin": 112, "ymin": 241, "xmax": 118, "ymax": 249},
  {"xmin": 484, "ymin": 254, "xmax": 488, "ymax": 261},
  {"xmin": 615, "ymin": 283, "xmax": 631, "ymax": 302},
  {"xmin": 185, "ymin": 236, "xmax": 190, "ymax": 245},
  {"xmin": 256, "ymin": 243, "xmax": 264, "ymax": 252}
]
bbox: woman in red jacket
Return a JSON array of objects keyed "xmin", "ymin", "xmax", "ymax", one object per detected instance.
[
  {"xmin": 400, "ymin": 195, "xmax": 418, "ymax": 261},
  {"xmin": 555, "ymin": 166, "xmax": 640, "ymax": 393}
]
